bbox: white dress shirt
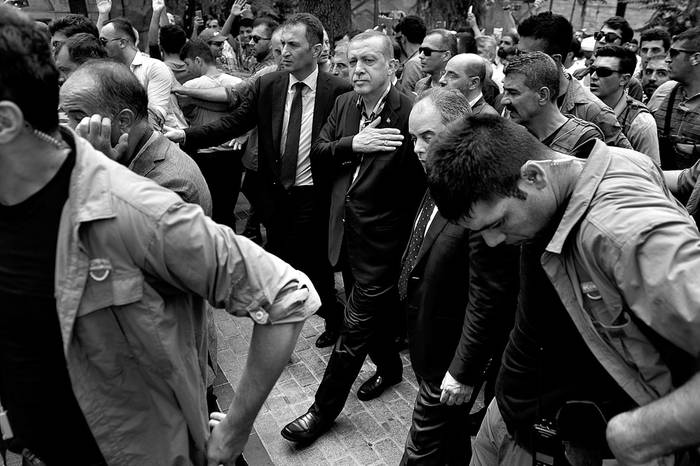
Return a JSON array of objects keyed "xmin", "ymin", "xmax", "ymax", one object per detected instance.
[{"xmin": 281, "ymin": 67, "xmax": 318, "ymax": 186}]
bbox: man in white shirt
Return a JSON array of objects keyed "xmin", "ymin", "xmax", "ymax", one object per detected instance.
[{"xmin": 100, "ymin": 18, "xmax": 182, "ymax": 131}]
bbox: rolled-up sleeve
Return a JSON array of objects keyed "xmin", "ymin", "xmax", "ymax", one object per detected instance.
[
  {"xmin": 628, "ymin": 112, "xmax": 660, "ymax": 165},
  {"xmin": 145, "ymin": 60, "xmax": 173, "ymax": 125},
  {"xmin": 142, "ymin": 200, "xmax": 320, "ymax": 324}
]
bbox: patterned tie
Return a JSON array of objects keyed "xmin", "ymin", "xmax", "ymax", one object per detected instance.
[
  {"xmin": 398, "ymin": 192, "xmax": 436, "ymax": 300},
  {"xmin": 281, "ymin": 82, "xmax": 305, "ymax": 189}
]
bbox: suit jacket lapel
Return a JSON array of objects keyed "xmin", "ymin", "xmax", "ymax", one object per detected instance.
[{"xmin": 413, "ymin": 213, "xmax": 447, "ymax": 271}]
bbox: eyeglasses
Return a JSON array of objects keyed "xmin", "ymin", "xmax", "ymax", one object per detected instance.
[
  {"xmin": 99, "ymin": 37, "xmax": 123, "ymax": 46},
  {"xmin": 419, "ymin": 46, "xmax": 448, "ymax": 57},
  {"xmin": 594, "ymin": 31, "xmax": 622, "ymax": 43},
  {"xmin": 669, "ymin": 47, "xmax": 699, "ymax": 58},
  {"xmin": 250, "ymin": 35, "xmax": 271, "ymax": 43},
  {"xmin": 590, "ymin": 65, "xmax": 620, "ymax": 78}
]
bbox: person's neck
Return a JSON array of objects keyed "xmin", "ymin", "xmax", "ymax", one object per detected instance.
[
  {"xmin": 361, "ymin": 81, "xmax": 390, "ymax": 112},
  {"xmin": 466, "ymin": 87, "xmax": 481, "ymax": 103},
  {"xmin": 204, "ymin": 64, "xmax": 220, "ymax": 77},
  {"xmin": 0, "ymin": 133, "xmax": 68, "ymax": 205},
  {"xmin": 681, "ymin": 74, "xmax": 700, "ymax": 97},
  {"xmin": 528, "ymin": 106, "xmax": 569, "ymax": 140},
  {"xmin": 404, "ymin": 42, "xmax": 419, "ymax": 57},
  {"xmin": 558, "ymin": 69, "xmax": 570, "ymax": 98},
  {"xmin": 429, "ymin": 67, "xmax": 443, "ymax": 84},
  {"xmin": 123, "ymin": 47, "xmax": 138, "ymax": 66},
  {"xmin": 163, "ymin": 52, "xmax": 182, "ymax": 62},
  {"xmin": 123, "ymin": 122, "xmax": 153, "ymax": 166},
  {"xmin": 291, "ymin": 63, "xmax": 317, "ymax": 82},
  {"xmin": 601, "ymin": 87, "xmax": 625, "ymax": 110}
]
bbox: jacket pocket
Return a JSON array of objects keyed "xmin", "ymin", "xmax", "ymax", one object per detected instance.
[{"xmin": 78, "ymin": 259, "xmax": 144, "ymax": 316}]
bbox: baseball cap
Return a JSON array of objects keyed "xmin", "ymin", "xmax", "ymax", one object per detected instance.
[{"xmin": 199, "ymin": 28, "xmax": 227, "ymax": 43}]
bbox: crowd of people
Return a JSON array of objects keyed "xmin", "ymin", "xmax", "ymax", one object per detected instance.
[{"xmin": 2, "ymin": 0, "xmax": 700, "ymax": 465}]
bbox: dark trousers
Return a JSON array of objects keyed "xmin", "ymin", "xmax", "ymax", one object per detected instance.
[
  {"xmin": 401, "ymin": 377, "xmax": 473, "ymax": 465},
  {"xmin": 313, "ymin": 250, "xmax": 403, "ymax": 420},
  {"xmin": 264, "ymin": 186, "xmax": 340, "ymax": 330},
  {"xmin": 192, "ymin": 149, "xmax": 243, "ymax": 232}
]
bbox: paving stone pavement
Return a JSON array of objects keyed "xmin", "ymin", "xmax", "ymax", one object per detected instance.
[{"xmin": 213, "ymin": 305, "xmax": 418, "ymax": 466}]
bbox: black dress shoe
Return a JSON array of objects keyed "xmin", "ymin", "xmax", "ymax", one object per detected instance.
[
  {"xmin": 315, "ymin": 330, "xmax": 338, "ymax": 348},
  {"xmin": 357, "ymin": 372, "xmax": 401, "ymax": 401},
  {"xmin": 281, "ymin": 410, "xmax": 332, "ymax": 443}
]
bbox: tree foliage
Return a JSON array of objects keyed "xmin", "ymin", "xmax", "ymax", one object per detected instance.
[{"xmin": 297, "ymin": 0, "xmax": 352, "ymax": 40}]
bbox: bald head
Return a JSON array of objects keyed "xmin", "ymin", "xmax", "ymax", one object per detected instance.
[
  {"xmin": 439, "ymin": 53, "xmax": 486, "ymax": 99},
  {"xmin": 60, "ymin": 60, "xmax": 147, "ymax": 131}
]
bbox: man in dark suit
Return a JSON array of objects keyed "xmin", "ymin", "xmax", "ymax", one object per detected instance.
[
  {"xmin": 281, "ymin": 30, "xmax": 426, "ymax": 444},
  {"xmin": 166, "ymin": 13, "xmax": 351, "ymax": 347},
  {"xmin": 439, "ymin": 53, "xmax": 499, "ymax": 116},
  {"xmin": 400, "ymin": 87, "xmax": 519, "ymax": 465}
]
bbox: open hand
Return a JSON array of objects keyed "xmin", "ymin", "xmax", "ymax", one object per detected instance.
[
  {"xmin": 76, "ymin": 114, "xmax": 129, "ymax": 162},
  {"xmin": 230, "ymin": 0, "xmax": 249, "ymax": 17},
  {"xmin": 439, "ymin": 371, "xmax": 474, "ymax": 406},
  {"xmin": 351, "ymin": 117, "xmax": 404, "ymax": 153}
]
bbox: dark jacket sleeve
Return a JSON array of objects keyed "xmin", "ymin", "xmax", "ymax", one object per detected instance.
[
  {"xmin": 311, "ymin": 95, "xmax": 360, "ymax": 169},
  {"xmin": 183, "ymin": 76, "xmax": 259, "ymax": 152},
  {"xmin": 448, "ymin": 234, "xmax": 520, "ymax": 384}
]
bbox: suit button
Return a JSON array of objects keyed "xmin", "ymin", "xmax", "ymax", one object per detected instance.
[
  {"xmin": 345, "ymin": 195, "xmax": 350, "ymax": 202},
  {"xmin": 342, "ymin": 218, "xmax": 345, "ymax": 223}
]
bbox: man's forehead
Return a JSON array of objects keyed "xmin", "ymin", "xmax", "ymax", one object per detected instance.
[
  {"xmin": 348, "ymin": 38, "xmax": 383, "ymax": 57},
  {"xmin": 281, "ymin": 24, "xmax": 307, "ymax": 42},
  {"xmin": 252, "ymin": 24, "xmax": 268, "ymax": 36},
  {"xmin": 641, "ymin": 39, "xmax": 664, "ymax": 48},
  {"xmin": 503, "ymin": 72, "xmax": 527, "ymax": 88},
  {"xmin": 409, "ymin": 101, "xmax": 442, "ymax": 131},
  {"xmin": 647, "ymin": 59, "xmax": 669, "ymax": 70},
  {"xmin": 594, "ymin": 56, "xmax": 619, "ymax": 67},
  {"xmin": 100, "ymin": 23, "xmax": 116, "ymax": 37}
]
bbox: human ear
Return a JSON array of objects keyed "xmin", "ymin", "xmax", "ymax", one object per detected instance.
[
  {"xmin": 115, "ymin": 109, "xmax": 136, "ymax": 135},
  {"xmin": 521, "ymin": 160, "xmax": 548, "ymax": 190},
  {"xmin": 0, "ymin": 101, "xmax": 25, "ymax": 145}
]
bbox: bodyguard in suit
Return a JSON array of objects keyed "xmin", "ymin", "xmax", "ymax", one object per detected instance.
[
  {"xmin": 282, "ymin": 30, "xmax": 426, "ymax": 443},
  {"xmin": 166, "ymin": 13, "xmax": 351, "ymax": 347},
  {"xmin": 399, "ymin": 88, "xmax": 519, "ymax": 465},
  {"xmin": 438, "ymin": 53, "xmax": 500, "ymax": 116}
]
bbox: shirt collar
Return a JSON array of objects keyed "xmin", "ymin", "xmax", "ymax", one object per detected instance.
[
  {"xmin": 545, "ymin": 140, "xmax": 610, "ymax": 254},
  {"xmin": 613, "ymin": 91, "xmax": 629, "ymax": 117},
  {"xmin": 356, "ymin": 82, "xmax": 392, "ymax": 118},
  {"xmin": 130, "ymin": 51, "xmax": 145, "ymax": 69},
  {"xmin": 289, "ymin": 66, "xmax": 318, "ymax": 92},
  {"xmin": 468, "ymin": 92, "xmax": 484, "ymax": 109}
]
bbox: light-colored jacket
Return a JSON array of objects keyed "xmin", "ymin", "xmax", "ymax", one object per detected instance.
[
  {"xmin": 55, "ymin": 130, "xmax": 319, "ymax": 465},
  {"xmin": 542, "ymin": 141, "xmax": 700, "ymax": 407}
]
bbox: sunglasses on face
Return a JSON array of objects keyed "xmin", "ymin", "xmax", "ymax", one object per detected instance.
[
  {"xmin": 594, "ymin": 31, "xmax": 621, "ymax": 43},
  {"xmin": 419, "ymin": 46, "xmax": 447, "ymax": 57},
  {"xmin": 250, "ymin": 35, "xmax": 271, "ymax": 43},
  {"xmin": 669, "ymin": 47, "xmax": 698, "ymax": 58},
  {"xmin": 590, "ymin": 65, "xmax": 620, "ymax": 78}
]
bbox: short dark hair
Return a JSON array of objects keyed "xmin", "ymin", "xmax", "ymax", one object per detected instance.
[
  {"xmin": 505, "ymin": 51, "xmax": 560, "ymax": 101},
  {"xmin": 282, "ymin": 12, "xmax": 323, "ymax": 46},
  {"xmin": 104, "ymin": 17, "xmax": 137, "ymax": 43},
  {"xmin": 395, "ymin": 15, "xmax": 426, "ymax": 44},
  {"xmin": 595, "ymin": 44, "xmax": 637, "ymax": 75},
  {"xmin": 603, "ymin": 16, "xmax": 633, "ymax": 44},
  {"xmin": 0, "ymin": 5, "xmax": 59, "ymax": 132},
  {"xmin": 674, "ymin": 26, "xmax": 700, "ymax": 51},
  {"xmin": 640, "ymin": 27, "xmax": 671, "ymax": 51},
  {"xmin": 159, "ymin": 24, "xmax": 186, "ymax": 55},
  {"xmin": 502, "ymin": 32, "xmax": 519, "ymax": 44},
  {"xmin": 415, "ymin": 87, "xmax": 471, "ymax": 124},
  {"xmin": 570, "ymin": 37, "xmax": 582, "ymax": 58},
  {"xmin": 56, "ymin": 32, "xmax": 107, "ymax": 64},
  {"xmin": 252, "ymin": 16, "xmax": 279, "ymax": 33},
  {"xmin": 48, "ymin": 13, "xmax": 98, "ymax": 38},
  {"xmin": 518, "ymin": 12, "xmax": 573, "ymax": 58},
  {"xmin": 180, "ymin": 39, "xmax": 214, "ymax": 64},
  {"xmin": 71, "ymin": 60, "xmax": 148, "ymax": 121},
  {"xmin": 426, "ymin": 114, "xmax": 546, "ymax": 221},
  {"xmin": 427, "ymin": 28, "xmax": 457, "ymax": 55},
  {"xmin": 240, "ymin": 17, "xmax": 254, "ymax": 28}
]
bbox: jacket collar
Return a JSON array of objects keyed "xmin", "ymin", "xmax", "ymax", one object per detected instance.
[
  {"xmin": 62, "ymin": 127, "xmax": 117, "ymax": 225},
  {"xmin": 545, "ymin": 139, "xmax": 611, "ymax": 254}
]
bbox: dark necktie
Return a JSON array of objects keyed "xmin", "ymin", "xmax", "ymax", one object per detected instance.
[
  {"xmin": 398, "ymin": 192, "xmax": 436, "ymax": 300},
  {"xmin": 281, "ymin": 81, "xmax": 305, "ymax": 189}
]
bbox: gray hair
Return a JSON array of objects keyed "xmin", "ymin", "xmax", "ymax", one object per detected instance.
[
  {"xmin": 504, "ymin": 51, "xmax": 560, "ymax": 102},
  {"xmin": 415, "ymin": 87, "xmax": 471, "ymax": 124}
]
